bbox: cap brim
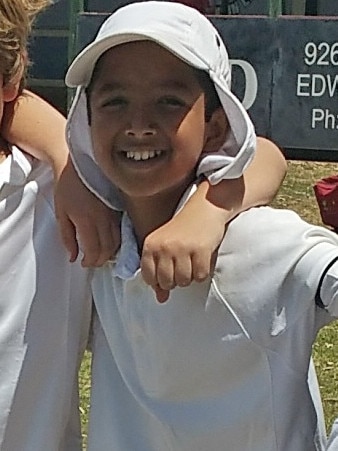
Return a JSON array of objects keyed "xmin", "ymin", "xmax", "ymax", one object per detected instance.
[{"xmin": 66, "ymin": 32, "xmax": 206, "ymax": 88}]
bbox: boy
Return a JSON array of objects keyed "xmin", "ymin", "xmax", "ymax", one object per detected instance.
[
  {"xmin": 0, "ymin": 0, "xmax": 289, "ymax": 448},
  {"xmin": 0, "ymin": 1, "xmax": 92, "ymax": 449},
  {"xmin": 0, "ymin": 1, "xmax": 287, "ymax": 448},
  {"xmin": 65, "ymin": 2, "xmax": 337, "ymax": 449}
]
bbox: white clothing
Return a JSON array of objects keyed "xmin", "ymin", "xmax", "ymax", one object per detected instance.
[
  {"xmin": 0, "ymin": 148, "xmax": 91, "ymax": 451},
  {"xmin": 328, "ymin": 420, "xmax": 338, "ymax": 450},
  {"xmin": 88, "ymin": 206, "xmax": 338, "ymax": 451}
]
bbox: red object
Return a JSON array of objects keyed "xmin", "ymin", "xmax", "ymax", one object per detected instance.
[{"xmin": 314, "ymin": 175, "xmax": 338, "ymax": 229}]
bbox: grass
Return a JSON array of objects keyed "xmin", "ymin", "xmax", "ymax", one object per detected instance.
[
  {"xmin": 79, "ymin": 160, "xmax": 338, "ymax": 445},
  {"xmin": 79, "ymin": 352, "xmax": 91, "ymax": 446}
]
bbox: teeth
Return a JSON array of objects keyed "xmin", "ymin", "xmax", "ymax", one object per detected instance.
[{"xmin": 125, "ymin": 150, "xmax": 162, "ymax": 161}]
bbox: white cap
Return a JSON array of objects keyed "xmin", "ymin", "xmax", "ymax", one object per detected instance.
[{"xmin": 66, "ymin": 1, "xmax": 256, "ymax": 210}]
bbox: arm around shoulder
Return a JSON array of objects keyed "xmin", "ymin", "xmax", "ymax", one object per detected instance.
[
  {"xmin": 2, "ymin": 89, "xmax": 121, "ymax": 266},
  {"xmin": 141, "ymin": 138, "xmax": 286, "ymax": 301},
  {"xmin": 2, "ymin": 89, "xmax": 69, "ymax": 178},
  {"xmin": 245, "ymin": 137, "xmax": 287, "ymax": 208}
]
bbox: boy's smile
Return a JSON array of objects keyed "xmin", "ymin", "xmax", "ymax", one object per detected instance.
[{"xmin": 88, "ymin": 41, "xmax": 213, "ymax": 205}]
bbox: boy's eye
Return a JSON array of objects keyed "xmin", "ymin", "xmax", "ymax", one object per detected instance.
[
  {"xmin": 102, "ymin": 96, "xmax": 127, "ymax": 108},
  {"xmin": 158, "ymin": 97, "xmax": 186, "ymax": 108}
]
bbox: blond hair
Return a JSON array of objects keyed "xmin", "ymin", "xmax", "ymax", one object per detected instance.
[{"xmin": 0, "ymin": 0, "xmax": 51, "ymax": 85}]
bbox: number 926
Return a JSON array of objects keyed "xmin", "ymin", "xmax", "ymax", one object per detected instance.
[{"xmin": 304, "ymin": 42, "xmax": 338, "ymax": 66}]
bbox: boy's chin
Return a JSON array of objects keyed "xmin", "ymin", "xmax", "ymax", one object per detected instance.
[{"xmin": 120, "ymin": 179, "xmax": 194, "ymax": 206}]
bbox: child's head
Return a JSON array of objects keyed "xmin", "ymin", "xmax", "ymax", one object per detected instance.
[
  {"xmin": 66, "ymin": 2, "xmax": 256, "ymax": 209},
  {"xmin": 0, "ymin": 0, "xmax": 50, "ymax": 118},
  {"xmin": 84, "ymin": 40, "xmax": 229, "ymax": 200}
]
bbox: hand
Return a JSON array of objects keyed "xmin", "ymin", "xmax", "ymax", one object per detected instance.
[
  {"xmin": 54, "ymin": 159, "xmax": 121, "ymax": 266},
  {"xmin": 141, "ymin": 202, "xmax": 223, "ymax": 303}
]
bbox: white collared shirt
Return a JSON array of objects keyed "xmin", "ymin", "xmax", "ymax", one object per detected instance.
[
  {"xmin": 88, "ymin": 204, "xmax": 338, "ymax": 451},
  {"xmin": 0, "ymin": 147, "xmax": 91, "ymax": 451}
]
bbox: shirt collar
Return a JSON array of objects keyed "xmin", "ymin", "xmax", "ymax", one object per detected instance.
[
  {"xmin": 113, "ymin": 213, "xmax": 141, "ymax": 280},
  {"xmin": 0, "ymin": 146, "xmax": 33, "ymax": 190},
  {"xmin": 112, "ymin": 184, "xmax": 198, "ymax": 280}
]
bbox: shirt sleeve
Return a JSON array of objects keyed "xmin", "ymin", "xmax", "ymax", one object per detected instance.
[
  {"xmin": 196, "ymin": 132, "xmax": 256, "ymax": 184},
  {"xmin": 318, "ymin": 259, "xmax": 338, "ymax": 317}
]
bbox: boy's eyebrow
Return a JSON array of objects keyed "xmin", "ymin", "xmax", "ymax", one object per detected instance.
[
  {"xmin": 158, "ymin": 80, "xmax": 193, "ymax": 92},
  {"xmin": 94, "ymin": 82, "xmax": 124, "ymax": 94},
  {"xmin": 94, "ymin": 79, "xmax": 195, "ymax": 94}
]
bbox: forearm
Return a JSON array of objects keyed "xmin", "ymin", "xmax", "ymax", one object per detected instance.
[
  {"xmin": 2, "ymin": 90, "xmax": 121, "ymax": 265},
  {"xmin": 185, "ymin": 137, "xmax": 287, "ymax": 225},
  {"xmin": 241, "ymin": 137, "xmax": 287, "ymax": 209},
  {"xmin": 2, "ymin": 89, "xmax": 68, "ymax": 178}
]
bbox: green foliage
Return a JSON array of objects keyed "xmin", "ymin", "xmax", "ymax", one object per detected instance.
[{"xmin": 79, "ymin": 160, "xmax": 338, "ymax": 443}]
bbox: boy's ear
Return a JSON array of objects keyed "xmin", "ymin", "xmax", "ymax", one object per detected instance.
[
  {"xmin": 203, "ymin": 108, "xmax": 229, "ymax": 153},
  {"xmin": 3, "ymin": 61, "xmax": 24, "ymax": 103},
  {"xmin": 3, "ymin": 81, "xmax": 20, "ymax": 102}
]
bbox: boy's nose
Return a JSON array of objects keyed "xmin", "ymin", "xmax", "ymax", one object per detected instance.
[
  {"xmin": 124, "ymin": 127, "xmax": 156, "ymax": 138},
  {"xmin": 124, "ymin": 110, "xmax": 157, "ymax": 138}
]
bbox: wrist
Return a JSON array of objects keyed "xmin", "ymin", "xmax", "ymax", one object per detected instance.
[
  {"xmin": 191, "ymin": 179, "xmax": 243, "ymax": 222},
  {"xmin": 50, "ymin": 150, "xmax": 69, "ymax": 182}
]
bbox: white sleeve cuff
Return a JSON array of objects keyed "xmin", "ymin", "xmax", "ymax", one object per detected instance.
[
  {"xmin": 320, "ymin": 259, "xmax": 338, "ymax": 317},
  {"xmin": 196, "ymin": 132, "xmax": 256, "ymax": 184}
]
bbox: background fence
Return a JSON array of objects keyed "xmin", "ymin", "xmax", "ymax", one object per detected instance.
[{"xmin": 28, "ymin": 0, "xmax": 338, "ymax": 160}]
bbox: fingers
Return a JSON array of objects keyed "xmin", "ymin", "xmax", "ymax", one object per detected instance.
[
  {"xmin": 80, "ymin": 212, "xmax": 122, "ymax": 267},
  {"xmin": 139, "ymin": 203, "xmax": 223, "ymax": 303},
  {"xmin": 57, "ymin": 208, "xmax": 121, "ymax": 267},
  {"xmin": 54, "ymin": 158, "xmax": 121, "ymax": 267},
  {"xmin": 57, "ymin": 212, "xmax": 79, "ymax": 262},
  {"xmin": 140, "ymin": 246, "xmax": 160, "ymax": 288},
  {"xmin": 191, "ymin": 249, "xmax": 211, "ymax": 283},
  {"xmin": 78, "ymin": 219, "xmax": 106, "ymax": 267},
  {"xmin": 171, "ymin": 256, "xmax": 192, "ymax": 287},
  {"xmin": 141, "ymin": 241, "xmax": 177, "ymax": 292},
  {"xmin": 141, "ymin": 239, "xmax": 214, "ymax": 303},
  {"xmin": 78, "ymin": 216, "xmax": 108, "ymax": 267},
  {"xmin": 154, "ymin": 286, "xmax": 170, "ymax": 304}
]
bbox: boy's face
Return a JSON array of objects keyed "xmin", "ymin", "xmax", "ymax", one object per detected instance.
[{"xmin": 88, "ymin": 41, "xmax": 220, "ymax": 201}]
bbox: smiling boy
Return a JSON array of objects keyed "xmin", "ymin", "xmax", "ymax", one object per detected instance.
[
  {"xmin": 64, "ymin": 2, "xmax": 338, "ymax": 449},
  {"xmin": 87, "ymin": 40, "xmax": 229, "ymax": 243}
]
